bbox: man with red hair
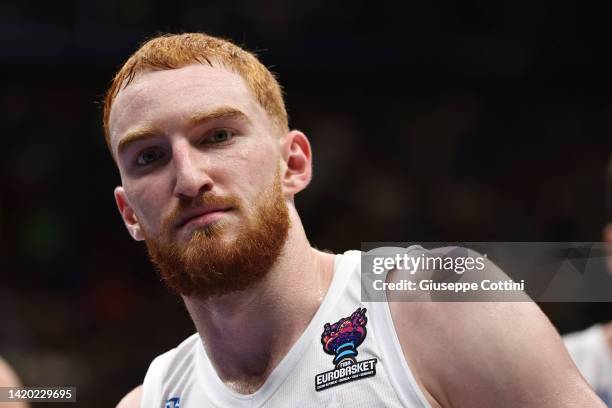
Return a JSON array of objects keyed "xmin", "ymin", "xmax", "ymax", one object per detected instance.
[{"xmin": 106, "ymin": 33, "xmax": 603, "ymax": 407}]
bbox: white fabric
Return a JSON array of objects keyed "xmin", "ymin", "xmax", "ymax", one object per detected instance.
[
  {"xmin": 141, "ymin": 250, "xmax": 431, "ymax": 407},
  {"xmin": 564, "ymin": 324, "xmax": 612, "ymax": 406}
]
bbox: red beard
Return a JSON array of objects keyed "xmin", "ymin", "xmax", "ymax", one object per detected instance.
[{"xmin": 143, "ymin": 174, "xmax": 290, "ymax": 298}]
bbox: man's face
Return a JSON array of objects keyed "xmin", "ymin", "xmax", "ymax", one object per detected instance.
[{"xmin": 108, "ymin": 64, "xmax": 290, "ymax": 297}]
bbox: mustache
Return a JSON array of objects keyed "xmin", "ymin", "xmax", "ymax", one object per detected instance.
[{"xmin": 161, "ymin": 193, "xmax": 241, "ymax": 234}]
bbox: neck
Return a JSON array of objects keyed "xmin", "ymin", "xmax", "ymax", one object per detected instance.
[{"xmin": 182, "ymin": 208, "xmax": 336, "ymax": 394}]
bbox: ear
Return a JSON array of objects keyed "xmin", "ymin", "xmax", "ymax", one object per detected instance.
[
  {"xmin": 280, "ymin": 130, "xmax": 312, "ymax": 195},
  {"xmin": 114, "ymin": 186, "xmax": 145, "ymax": 241}
]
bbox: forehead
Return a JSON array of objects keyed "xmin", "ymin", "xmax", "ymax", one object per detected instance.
[{"xmin": 109, "ymin": 64, "xmax": 263, "ymax": 154}]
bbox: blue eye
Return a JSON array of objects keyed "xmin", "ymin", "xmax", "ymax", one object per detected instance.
[
  {"xmin": 136, "ymin": 149, "xmax": 166, "ymax": 166},
  {"xmin": 204, "ymin": 129, "xmax": 234, "ymax": 144}
]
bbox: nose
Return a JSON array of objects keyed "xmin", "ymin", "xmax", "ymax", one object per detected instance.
[{"xmin": 171, "ymin": 143, "xmax": 213, "ymax": 199}]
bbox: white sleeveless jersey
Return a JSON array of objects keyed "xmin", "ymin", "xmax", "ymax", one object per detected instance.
[
  {"xmin": 563, "ymin": 325, "xmax": 612, "ymax": 405},
  {"xmin": 140, "ymin": 250, "xmax": 431, "ymax": 408}
]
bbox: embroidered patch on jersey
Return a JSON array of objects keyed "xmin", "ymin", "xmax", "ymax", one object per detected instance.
[
  {"xmin": 315, "ymin": 307, "xmax": 377, "ymax": 391},
  {"xmin": 165, "ymin": 396, "xmax": 180, "ymax": 408}
]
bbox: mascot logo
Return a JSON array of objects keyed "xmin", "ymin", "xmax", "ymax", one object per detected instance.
[{"xmin": 315, "ymin": 307, "xmax": 377, "ymax": 391}]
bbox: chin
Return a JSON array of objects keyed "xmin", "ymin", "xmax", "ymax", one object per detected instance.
[{"xmin": 182, "ymin": 220, "xmax": 235, "ymax": 243}]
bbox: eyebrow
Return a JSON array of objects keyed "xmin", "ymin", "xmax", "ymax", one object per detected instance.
[
  {"xmin": 117, "ymin": 125, "xmax": 159, "ymax": 156},
  {"xmin": 189, "ymin": 106, "xmax": 249, "ymax": 127},
  {"xmin": 116, "ymin": 106, "xmax": 250, "ymax": 156}
]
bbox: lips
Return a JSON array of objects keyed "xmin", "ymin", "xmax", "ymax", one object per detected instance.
[{"xmin": 175, "ymin": 207, "xmax": 232, "ymax": 229}]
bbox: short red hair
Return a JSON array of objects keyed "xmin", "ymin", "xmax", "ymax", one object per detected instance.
[{"xmin": 103, "ymin": 33, "xmax": 289, "ymax": 152}]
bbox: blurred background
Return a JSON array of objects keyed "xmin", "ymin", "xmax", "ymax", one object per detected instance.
[{"xmin": 1, "ymin": 0, "xmax": 612, "ymax": 406}]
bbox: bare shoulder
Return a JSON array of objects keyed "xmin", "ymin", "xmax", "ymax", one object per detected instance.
[
  {"xmin": 389, "ymin": 301, "xmax": 604, "ymax": 407},
  {"xmin": 0, "ymin": 356, "xmax": 21, "ymax": 386},
  {"xmin": 116, "ymin": 385, "xmax": 142, "ymax": 408},
  {"xmin": 0, "ymin": 357, "xmax": 29, "ymax": 408}
]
